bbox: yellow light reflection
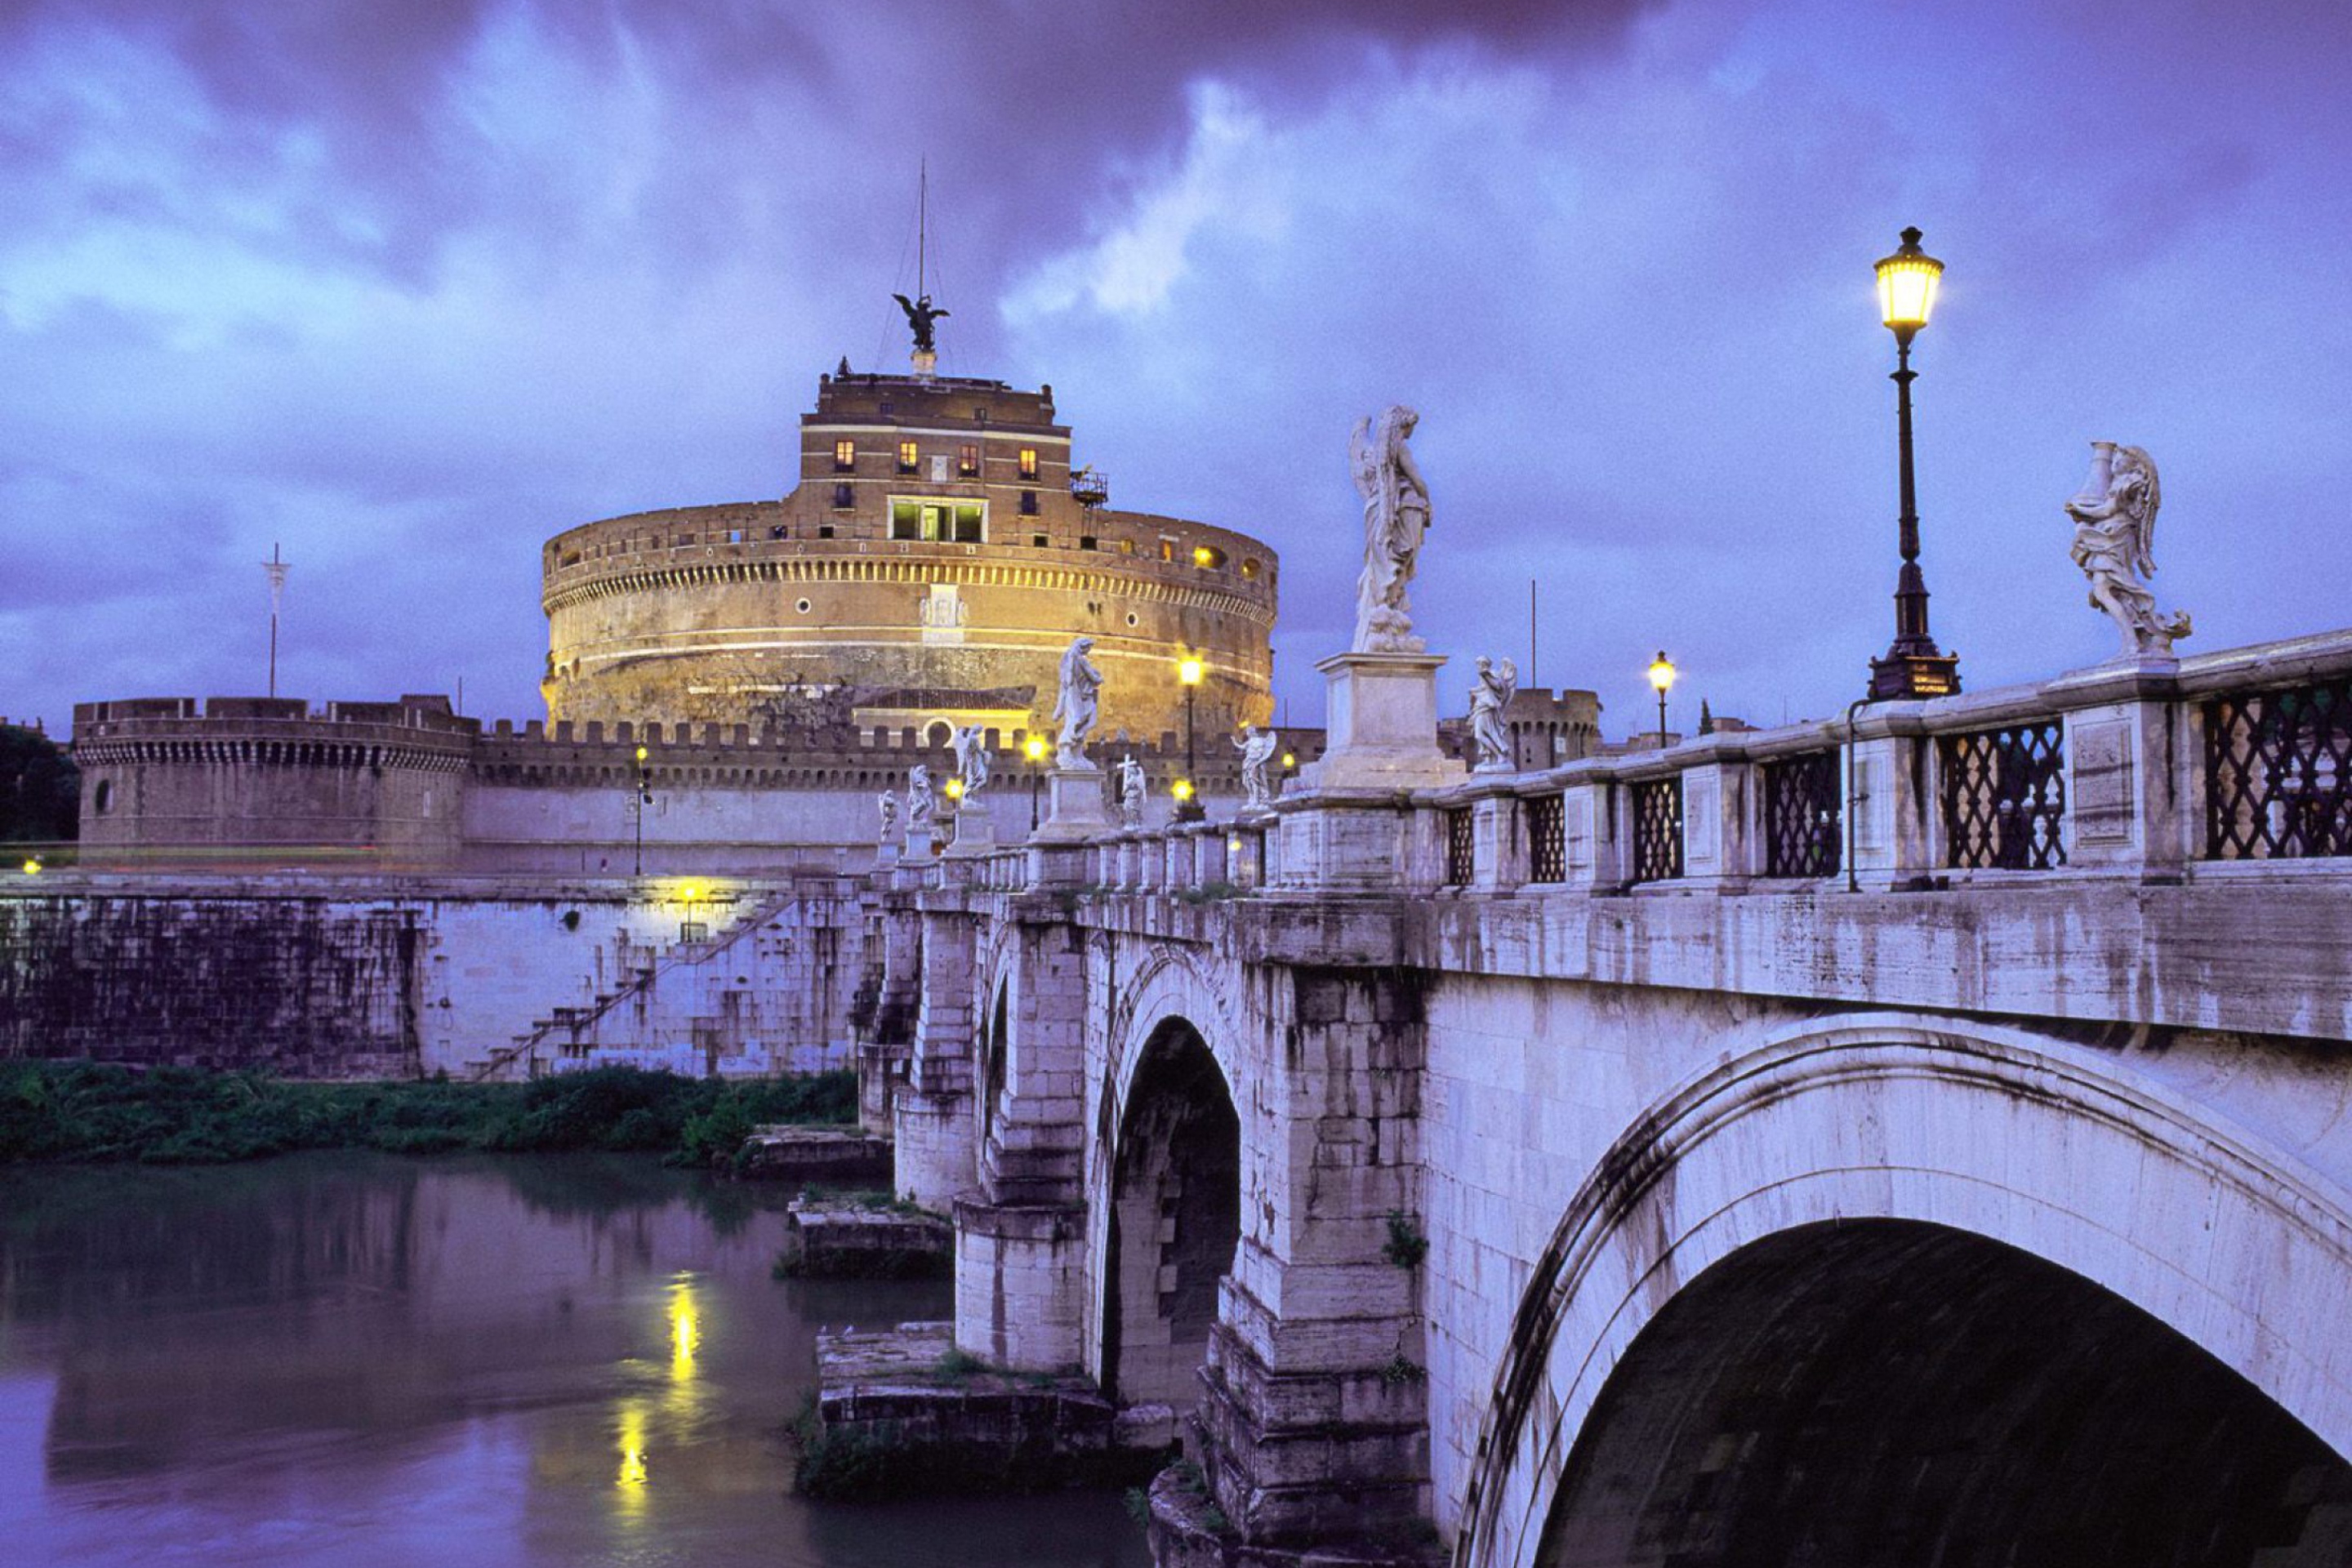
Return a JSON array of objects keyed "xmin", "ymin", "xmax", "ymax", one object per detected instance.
[
  {"xmin": 617, "ymin": 1401, "xmax": 650, "ymax": 1507},
  {"xmin": 670, "ymin": 1279, "xmax": 700, "ymax": 1381}
]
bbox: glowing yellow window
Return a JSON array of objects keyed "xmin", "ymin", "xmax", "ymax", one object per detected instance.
[
  {"xmin": 833, "ymin": 439, "xmax": 855, "ymax": 471},
  {"xmin": 958, "ymin": 443, "xmax": 979, "ymax": 477},
  {"xmin": 898, "ymin": 440, "xmax": 919, "ymax": 473},
  {"xmin": 1018, "ymin": 448, "xmax": 1039, "ymax": 479}
]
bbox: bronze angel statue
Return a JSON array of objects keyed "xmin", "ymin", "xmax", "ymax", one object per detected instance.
[
  {"xmin": 893, "ymin": 292, "xmax": 949, "ymax": 354},
  {"xmin": 2065, "ymin": 441, "xmax": 2192, "ymax": 659}
]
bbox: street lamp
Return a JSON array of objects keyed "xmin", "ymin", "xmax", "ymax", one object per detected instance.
[
  {"xmin": 1022, "ymin": 734, "xmax": 1048, "ymax": 831},
  {"xmin": 1647, "ymin": 652, "xmax": 1677, "ymax": 748},
  {"xmin": 633, "ymin": 744, "xmax": 651, "ymax": 876},
  {"xmin": 1175, "ymin": 656, "xmax": 1206, "ymax": 822},
  {"xmin": 1867, "ymin": 225, "xmax": 1962, "ymax": 702}
]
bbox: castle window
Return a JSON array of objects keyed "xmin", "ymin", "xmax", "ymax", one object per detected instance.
[
  {"xmin": 1192, "ymin": 545, "xmax": 1225, "ymax": 569},
  {"xmin": 973, "ymin": 407, "xmax": 988, "ymax": 423},
  {"xmin": 770, "ymin": 523, "xmax": 788, "ymax": 539},
  {"xmin": 1118, "ymin": 539, "xmax": 1134, "ymax": 555},
  {"xmin": 890, "ymin": 497, "xmax": 986, "ymax": 543},
  {"xmin": 958, "ymin": 443, "xmax": 980, "ymax": 477},
  {"xmin": 1240, "ymin": 558, "xmax": 1260, "ymax": 579},
  {"xmin": 817, "ymin": 524, "xmax": 835, "ymax": 539},
  {"xmin": 879, "ymin": 399, "xmax": 894, "ymax": 415},
  {"xmin": 728, "ymin": 528, "xmax": 744, "ymax": 544},
  {"xmin": 834, "ymin": 439, "xmax": 856, "ymax": 471},
  {"xmin": 1159, "ymin": 539, "xmax": 1176, "ymax": 562},
  {"xmin": 1031, "ymin": 533, "xmax": 1049, "ymax": 549},
  {"xmin": 1018, "ymin": 448, "xmax": 1039, "ymax": 479},
  {"xmin": 1019, "ymin": 489, "xmax": 1039, "ymax": 515},
  {"xmin": 1079, "ymin": 535, "xmax": 1098, "ymax": 550},
  {"xmin": 898, "ymin": 440, "xmax": 919, "ymax": 474},
  {"xmin": 92, "ymin": 779, "xmax": 113, "ymax": 814},
  {"xmin": 832, "ymin": 483, "xmax": 853, "ymax": 509}
]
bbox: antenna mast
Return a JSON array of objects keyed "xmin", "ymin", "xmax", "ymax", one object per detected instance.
[
  {"xmin": 918, "ymin": 158, "xmax": 927, "ymax": 301},
  {"xmin": 262, "ymin": 542, "xmax": 289, "ymax": 699}
]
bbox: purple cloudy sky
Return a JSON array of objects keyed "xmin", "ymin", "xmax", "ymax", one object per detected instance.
[{"xmin": 4, "ymin": 0, "xmax": 2350, "ymax": 738}]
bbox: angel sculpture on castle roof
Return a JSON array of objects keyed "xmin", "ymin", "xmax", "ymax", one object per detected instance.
[
  {"xmin": 1350, "ymin": 404, "xmax": 1432, "ymax": 653},
  {"xmin": 893, "ymin": 292, "xmax": 950, "ymax": 354},
  {"xmin": 2065, "ymin": 441, "xmax": 2192, "ymax": 660}
]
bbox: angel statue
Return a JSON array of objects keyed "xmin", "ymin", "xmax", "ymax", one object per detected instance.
[
  {"xmin": 1469, "ymin": 656, "xmax": 1518, "ymax": 772},
  {"xmin": 2065, "ymin": 441, "xmax": 2192, "ymax": 659},
  {"xmin": 950, "ymin": 724, "xmax": 991, "ymax": 803},
  {"xmin": 1052, "ymin": 635, "xmax": 1103, "ymax": 769},
  {"xmin": 1231, "ymin": 724, "xmax": 1280, "ymax": 812},
  {"xmin": 1116, "ymin": 755, "xmax": 1147, "ymax": 828},
  {"xmin": 877, "ymin": 788, "xmax": 901, "ymax": 844},
  {"xmin": 906, "ymin": 764, "xmax": 935, "ymax": 830},
  {"xmin": 1350, "ymin": 404, "xmax": 1432, "ymax": 653},
  {"xmin": 893, "ymin": 292, "xmax": 950, "ymax": 354}
]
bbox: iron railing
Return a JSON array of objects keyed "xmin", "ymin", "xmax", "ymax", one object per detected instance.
[
  {"xmin": 1763, "ymin": 752, "xmax": 1842, "ymax": 877},
  {"xmin": 2205, "ymin": 675, "xmax": 2352, "ymax": 860},
  {"xmin": 1526, "ymin": 793, "xmax": 1566, "ymax": 883},
  {"xmin": 1940, "ymin": 721, "xmax": 2067, "ymax": 871},
  {"xmin": 1630, "ymin": 778, "xmax": 1683, "ymax": 883},
  {"xmin": 1444, "ymin": 807, "xmax": 1475, "ymax": 886}
]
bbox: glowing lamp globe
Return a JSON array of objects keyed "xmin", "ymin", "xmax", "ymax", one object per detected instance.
[
  {"xmin": 1172, "ymin": 779, "xmax": 1196, "ymax": 803},
  {"xmin": 944, "ymin": 777, "xmax": 964, "ymax": 800},
  {"xmin": 1178, "ymin": 657, "xmax": 1205, "ymax": 688},
  {"xmin": 1023, "ymin": 735, "xmax": 1047, "ymax": 763},
  {"xmin": 1647, "ymin": 652, "xmax": 1678, "ymax": 695},
  {"xmin": 1874, "ymin": 226, "xmax": 1944, "ymax": 339}
]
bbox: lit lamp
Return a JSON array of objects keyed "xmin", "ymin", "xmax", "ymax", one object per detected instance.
[
  {"xmin": 1022, "ymin": 733, "xmax": 1048, "ymax": 831},
  {"xmin": 20, "ymin": 856, "xmax": 40, "ymax": 875},
  {"xmin": 1647, "ymin": 652, "xmax": 1677, "ymax": 748},
  {"xmin": 632, "ymin": 744, "xmax": 652, "ymax": 877},
  {"xmin": 1867, "ymin": 226, "xmax": 1962, "ymax": 701},
  {"xmin": 1175, "ymin": 656, "xmax": 1206, "ymax": 822},
  {"xmin": 944, "ymin": 777, "xmax": 964, "ymax": 801}
]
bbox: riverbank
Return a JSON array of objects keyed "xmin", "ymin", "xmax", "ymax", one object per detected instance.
[{"xmin": 0, "ymin": 1061, "xmax": 856, "ymax": 1167}]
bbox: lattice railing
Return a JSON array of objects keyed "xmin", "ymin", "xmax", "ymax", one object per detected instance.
[
  {"xmin": 2205, "ymin": 675, "xmax": 2352, "ymax": 860},
  {"xmin": 1940, "ymin": 722, "xmax": 2067, "ymax": 871},
  {"xmin": 1526, "ymin": 793, "xmax": 1566, "ymax": 883},
  {"xmin": 1630, "ymin": 778, "xmax": 1683, "ymax": 883},
  {"xmin": 1763, "ymin": 752, "xmax": 1842, "ymax": 878},
  {"xmin": 1443, "ymin": 806, "xmax": 1475, "ymax": 886}
]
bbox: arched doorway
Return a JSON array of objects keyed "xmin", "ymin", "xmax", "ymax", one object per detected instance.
[
  {"xmin": 1103, "ymin": 1018, "xmax": 1240, "ymax": 1406},
  {"xmin": 1536, "ymin": 1220, "xmax": 2352, "ymax": 1567}
]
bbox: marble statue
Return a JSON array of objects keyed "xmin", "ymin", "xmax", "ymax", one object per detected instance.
[
  {"xmin": 877, "ymin": 788, "xmax": 900, "ymax": 842},
  {"xmin": 1117, "ymin": 755, "xmax": 1147, "ymax": 828},
  {"xmin": 1053, "ymin": 636, "xmax": 1103, "ymax": 768},
  {"xmin": 893, "ymin": 292, "xmax": 949, "ymax": 354},
  {"xmin": 2065, "ymin": 441, "xmax": 2192, "ymax": 659},
  {"xmin": 951, "ymin": 725, "xmax": 991, "ymax": 802},
  {"xmin": 1469, "ymin": 656, "xmax": 1518, "ymax": 772},
  {"xmin": 1349, "ymin": 404, "xmax": 1432, "ymax": 653},
  {"xmin": 906, "ymin": 764, "xmax": 935, "ymax": 829},
  {"xmin": 1231, "ymin": 724, "xmax": 1279, "ymax": 812}
]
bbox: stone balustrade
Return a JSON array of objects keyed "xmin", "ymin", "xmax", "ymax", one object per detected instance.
[{"xmin": 931, "ymin": 628, "xmax": 2352, "ymax": 906}]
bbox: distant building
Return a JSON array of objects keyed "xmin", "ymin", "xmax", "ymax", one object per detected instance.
[{"xmin": 1439, "ymin": 685, "xmax": 1603, "ymax": 772}]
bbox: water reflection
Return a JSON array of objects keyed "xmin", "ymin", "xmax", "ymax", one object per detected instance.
[{"xmin": 0, "ymin": 1153, "xmax": 1149, "ymax": 1568}]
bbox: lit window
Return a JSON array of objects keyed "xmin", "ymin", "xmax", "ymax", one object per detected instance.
[
  {"xmin": 890, "ymin": 498, "xmax": 986, "ymax": 542},
  {"xmin": 898, "ymin": 440, "xmax": 919, "ymax": 473},
  {"xmin": 834, "ymin": 439, "xmax": 855, "ymax": 471},
  {"xmin": 958, "ymin": 443, "xmax": 979, "ymax": 477},
  {"xmin": 1240, "ymin": 558, "xmax": 1260, "ymax": 580},
  {"xmin": 1018, "ymin": 448, "xmax": 1039, "ymax": 480},
  {"xmin": 1019, "ymin": 489, "xmax": 1038, "ymax": 515},
  {"xmin": 1192, "ymin": 545, "xmax": 1225, "ymax": 569},
  {"xmin": 1159, "ymin": 540, "xmax": 1175, "ymax": 562}
]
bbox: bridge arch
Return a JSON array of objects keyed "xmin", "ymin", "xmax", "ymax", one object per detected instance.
[
  {"xmin": 1090, "ymin": 946, "xmax": 1245, "ymax": 1403},
  {"xmin": 1454, "ymin": 1013, "xmax": 2352, "ymax": 1568}
]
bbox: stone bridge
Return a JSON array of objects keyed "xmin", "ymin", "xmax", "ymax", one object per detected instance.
[{"xmin": 856, "ymin": 629, "xmax": 2352, "ymax": 1567}]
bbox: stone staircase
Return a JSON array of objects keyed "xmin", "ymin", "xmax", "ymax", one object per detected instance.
[{"xmin": 461, "ymin": 893, "xmax": 790, "ymax": 1081}]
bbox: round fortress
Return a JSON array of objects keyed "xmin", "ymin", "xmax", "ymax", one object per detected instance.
[{"xmin": 541, "ymin": 369, "xmax": 1279, "ymax": 746}]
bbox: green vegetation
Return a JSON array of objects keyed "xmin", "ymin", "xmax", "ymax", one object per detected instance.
[
  {"xmin": 1382, "ymin": 1209, "xmax": 1430, "ymax": 1269},
  {"xmin": 0, "ymin": 723, "xmax": 77, "ymax": 842},
  {"xmin": 0, "ymin": 1062, "xmax": 856, "ymax": 1167}
]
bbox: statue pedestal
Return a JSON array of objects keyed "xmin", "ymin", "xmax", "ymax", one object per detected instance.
[
  {"xmin": 1298, "ymin": 652, "xmax": 1463, "ymax": 792},
  {"xmin": 1032, "ymin": 767, "xmax": 1111, "ymax": 842},
  {"xmin": 946, "ymin": 808, "xmax": 997, "ymax": 858}
]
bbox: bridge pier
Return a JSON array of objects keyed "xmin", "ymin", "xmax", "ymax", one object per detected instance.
[
  {"xmin": 893, "ymin": 905, "xmax": 978, "ymax": 1208},
  {"xmin": 1184, "ymin": 967, "xmax": 1434, "ymax": 1556}
]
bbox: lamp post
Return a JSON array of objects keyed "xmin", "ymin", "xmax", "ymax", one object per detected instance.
[
  {"xmin": 633, "ymin": 745, "xmax": 651, "ymax": 875},
  {"xmin": 1023, "ymin": 734, "xmax": 1047, "ymax": 831},
  {"xmin": 1647, "ymin": 652, "xmax": 1677, "ymax": 748},
  {"xmin": 1867, "ymin": 226, "xmax": 1962, "ymax": 701},
  {"xmin": 1175, "ymin": 656, "xmax": 1205, "ymax": 822}
]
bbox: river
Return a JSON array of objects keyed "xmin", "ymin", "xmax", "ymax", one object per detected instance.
[{"xmin": 0, "ymin": 1152, "xmax": 1151, "ymax": 1567}]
